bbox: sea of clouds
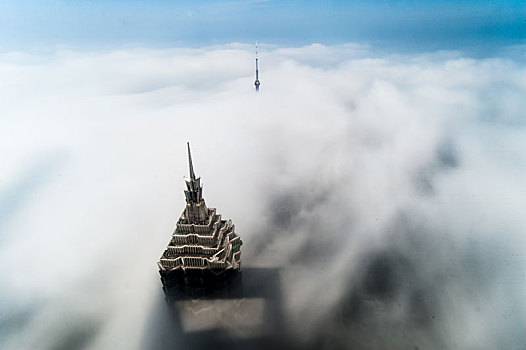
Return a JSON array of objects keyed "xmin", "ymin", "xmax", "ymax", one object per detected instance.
[{"xmin": 1, "ymin": 43, "xmax": 525, "ymax": 350}]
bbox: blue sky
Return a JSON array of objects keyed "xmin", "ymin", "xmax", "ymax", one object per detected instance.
[{"xmin": 0, "ymin": 0, "xmax": 525, "ymax": 53}]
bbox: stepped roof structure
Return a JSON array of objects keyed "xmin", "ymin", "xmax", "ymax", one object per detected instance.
[{"xmin": 158, "ymin": 143, "xmax": 242, "ymax": 279}]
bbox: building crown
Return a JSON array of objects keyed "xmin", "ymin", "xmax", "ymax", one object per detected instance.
[{"xmin": 184, "ymin": 142, "xmax": 203, "ymax": 204}]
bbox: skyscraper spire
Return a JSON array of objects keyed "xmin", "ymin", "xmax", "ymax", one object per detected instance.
[
  {"xmin": 187, "ymin": 141, "xmax": 195, "ymax": 181},
  {"xmin": 183, "ymin": 142, "xmax": 207, "ymax": 220},
  {"xmin": 158, "ymin": 143, "xmax": 243, "ymax": 286},
  {"xmin": 254, "ymin": 41, "xmax": 260, "ymax": 92}
]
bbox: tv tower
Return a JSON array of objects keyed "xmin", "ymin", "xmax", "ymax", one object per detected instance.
[{"xmin": 254, "ymin": 41, "xmax": 260, "ymax": 92}]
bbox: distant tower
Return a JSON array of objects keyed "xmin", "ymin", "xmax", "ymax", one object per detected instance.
[{"xmin": 254, "ymin": 41, "xmax": 260, "ymax": 92}]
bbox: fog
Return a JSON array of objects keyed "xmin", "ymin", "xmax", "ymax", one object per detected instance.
[{"xmin": 1, "ymin": 44, "xmax": 525, "ymax": 349}]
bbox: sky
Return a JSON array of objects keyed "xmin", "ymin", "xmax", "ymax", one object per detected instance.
[
  {"xmin": 1, "ymin": 2, "xmax": 526, "ymax": 350},
  {"xmin": 0, "ymin": 0, "xmax": 525, "ymax": 54}
]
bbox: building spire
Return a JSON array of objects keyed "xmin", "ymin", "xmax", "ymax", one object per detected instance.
[
  {"xmin": 254, "ymin": 41, "xmax": 260, "ymax": 92},
  {"xmin": 183, "ymin": 143, "xmax": 208, "ymax": 222},
  {"xmin": 187, "ymin": 142, "xmax": 196, "ymax": 181}
]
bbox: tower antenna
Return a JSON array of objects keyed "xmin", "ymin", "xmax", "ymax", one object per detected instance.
[
  {"xmin": 187, "ymin": 142, "xmax": 196, "ymax": 181},
  {"xmin": 254, "ymin": 41, "xmax": 260, "ymax": 92}
]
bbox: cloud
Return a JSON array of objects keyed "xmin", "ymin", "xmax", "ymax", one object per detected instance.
[{"xmin": 0, "ymin": 44, "xmax": 525, "ymax": 350}]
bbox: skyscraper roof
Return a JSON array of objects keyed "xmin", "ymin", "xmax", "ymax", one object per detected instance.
[{"xmin": 158, "ymin": 143, "xmax": 243, "ymax": 278}]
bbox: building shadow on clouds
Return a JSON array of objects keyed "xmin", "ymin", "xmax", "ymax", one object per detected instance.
[{"xmin": 142, "ymin": 266, "xmax": 308, "ymax": 350}]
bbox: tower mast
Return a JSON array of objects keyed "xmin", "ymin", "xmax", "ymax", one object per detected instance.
[
  {"xmin": 254, "ymin": 41, "xmax": 260, "ymax": 92},
  {"xmin": 183, "ymin": 142, "xmax": 207, "ymax": 221},
  {"xmin": 187, "ymin": 141, "xmax": 196, "ymax": 181}
]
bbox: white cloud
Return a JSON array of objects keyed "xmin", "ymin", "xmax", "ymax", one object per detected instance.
[{"xmin": 0, "ymin": 43, "xmax": 525, "ymax": 350}]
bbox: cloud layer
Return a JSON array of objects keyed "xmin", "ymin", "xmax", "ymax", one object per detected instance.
[{"xmin": 1, "ymin": 44, "xmax": 525, "ymax": 349}]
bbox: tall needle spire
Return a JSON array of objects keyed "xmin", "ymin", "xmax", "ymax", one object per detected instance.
[
  {"xmin": 254, "ymin": 41, "xmax": 260, "ymax": 92},
  {"xmin": 187, "ymin": 142, "xmax": 196, "ymax": 181},
  {"xmin": 184, "ymin": 142, "xmax": 204, "ymax": 207}
]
